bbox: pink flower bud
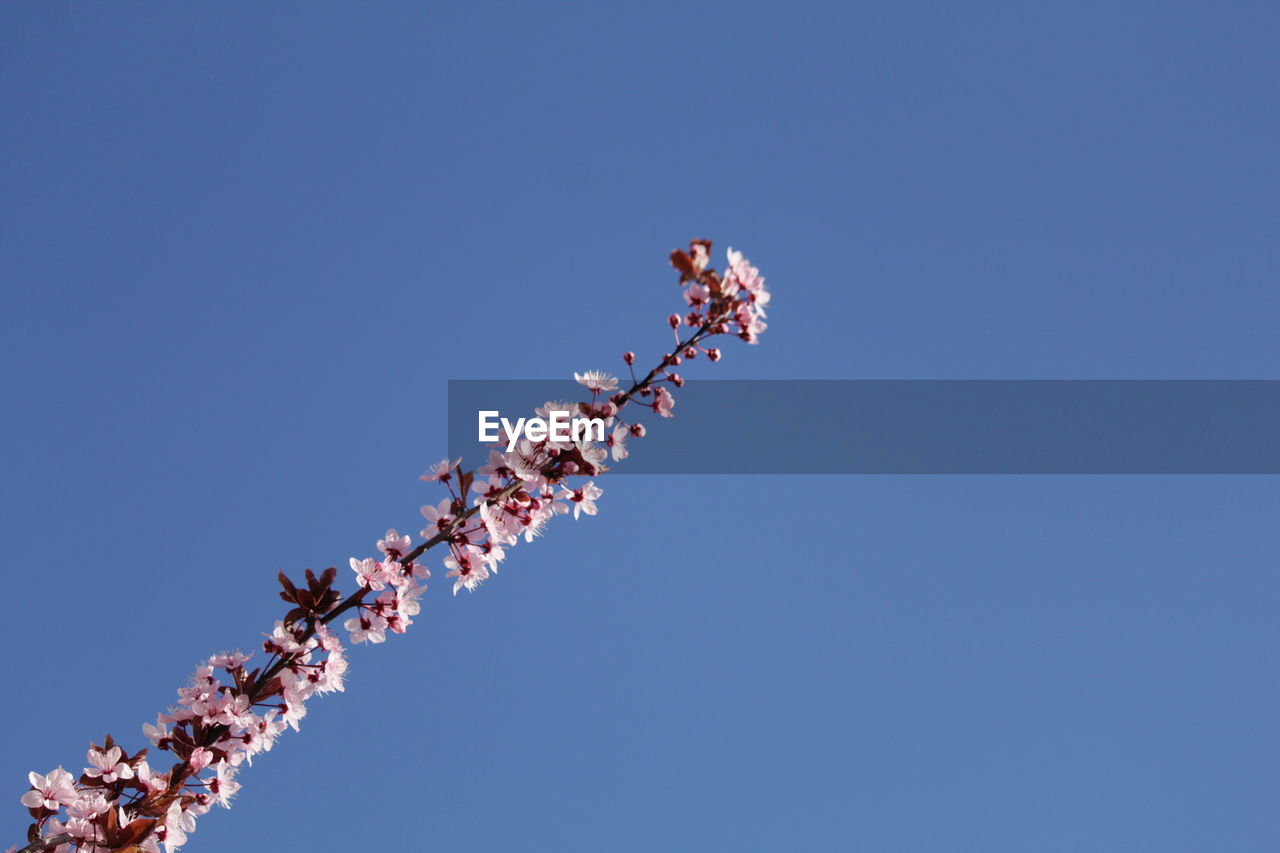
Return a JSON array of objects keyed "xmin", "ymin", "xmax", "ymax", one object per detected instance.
[
  {"xmin": 599, "ymin": 401, "xmax": 618, "ymax": 418},
  {"xmin": 667, "ymin": 314, "xmax": 681, "ymax": 328},
  {"xmin": 684, "ymin": 347, "xmax": 697, "ymax": 359},
  {"xmin": 670, "ymin": 374, "xmax": 685, "ymax": 387},
  {"xmin": 623, "ymin": 351, "xmax": 636, "ymax": 365},
  {"xmin": 707, "ymin": 348, "xmax": 722, "ymax": 362},
  {"xmin": 189, "ymin": 748, "xmax": 214, "ymax": 772},
  {"xmin": 630, "ymin": 423, "xmax": 646, "ymax": 438}
]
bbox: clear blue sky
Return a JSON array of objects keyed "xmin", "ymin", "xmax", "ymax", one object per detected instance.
[{"xmin": 2, "ymin": 3, "xmax": 1278, "ymax": 851}]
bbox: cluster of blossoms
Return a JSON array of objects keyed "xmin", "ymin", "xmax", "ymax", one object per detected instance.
[{"xmin": 11, "ymin": 241, "xmax": 769, "ymax": 853}]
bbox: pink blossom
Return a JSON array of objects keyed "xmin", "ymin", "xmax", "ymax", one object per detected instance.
[
  {"xmin": 21, "ymin": 769, "xmax": 76, "ymax": 811},
  {"xmin": 654, "ymin": 386, "xmax": 676, "ymax": 417},
  {"xmin": 735, "ymin": 301, "xmax": 768, "ymax": 343},
  {"xmin": 281, "ymin": 692, "xmax": 310, "ymax": 731},
  {"xmin": 135, "ymin": 761, "xmax": 169, "ymax": 795},
  {"xmin": 574, "ymin": 370, "xmax": 619, "ymax": 393},
  {"xmin": 209, "ymin": 763, "xmax": 240, "ymax": 809},
  {"xmin": 63, "ymin": 816, "xmax": 96, "ymax": 845},
  {"xmin": 203, "ymin": 692, "xmax": 254, "ymax": 728},
  {"xmin": 158, "ymin": 801, "xmax": 196, "ymax": 852},
  {"xmin": 314, "ymin": 622, "xmax": 343, "ymax": 652},
  {"xmin": 420, "ymin": 498, "xmax": 456, "ymax": 537},
  {"xmin": 208, "ymin": 651, "xmax": 251, "ymax": 669},
  {"xmin": 444, "ymin": 546, "xmax": 490, "ymax": 595},
  {"xmin": 519, "ymin": 512, "xmax": 550, "ymax": 543},
  {"xmin": 474, "ymin": 476, "xmax": 508, "ymax": 502},
  {"xmin": 606, "ymin": 426, "xmax": 629, "ymax": 461},
  {"xmin": 477, "ymin": 449, "xmax": 516, "ymax": 479},
  {"xmin": 683, "ymin": 283, "xmax": 711, "ymax": 308},
  {"xmin": 726, "ymin": 247, "xmax": 765, "ymax": 293},
  {"xmin": 376, "ymin": 528, "xmax": 412, "ymax": 560},
  {"xmin": 478, "ymin": 500, "xmax": 519, "ymax": 546},
  {"xmin": 67, "ymin": 792, "xmax": 109, "ymax": 822},
  {"xmin": 560, "ymin": 481, "xmax": 603, "ymax": 519},
  {"xmin": 350, "ymin": 556, "xmax": 390, "ymax": 591},
  {"xmin": 263, "ymin": 621, "xmax": 305, "ymax": 656},
  {"xmin": 374, "ymin": 582, "xmax": 422, "ymax": 634},
  {"xmin": 578, "ymin": 442, "xmax": 608, "ymax": 472},
  {"xmin": 474, "ymin": 534, "xmax": 507, "ymax": 571},
  {"xmin": 142, "ymin": 717, "xmax": 170, "ymax": 748},
  {"xmin": 344, "ymin": 612, "xmax": 388, "ymax": 644},
  {"xmin": 316, "ymin": 648, "xmax": 348, "ymax": 693},
  {"xmin": 243, "ymin": 712, "xmax": 286, "ymax": 760},
  {"xmin": 505, "ymin": 438, "xmax": 547, "ymax": 483},
  {"xmin": 83, "ymin": 746, "xmax": 133, "ymax": 784},
  {"xmin": 418, "ymin": 457, "xmax": 459, "ymax": 483}
]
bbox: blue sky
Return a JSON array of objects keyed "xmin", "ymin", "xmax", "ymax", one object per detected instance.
[{"xmin": 2, "ymin": 2, "xmax": 1278, "ymax": 851}]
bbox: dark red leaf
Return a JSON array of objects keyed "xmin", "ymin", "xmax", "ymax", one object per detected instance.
[
  {"xmin": 278, "ymin": 570, "xmax": 299, "ymax": 604},
  {"xmin": 670, "ymin": 249, "xmax": 696, "ymax": 276}
]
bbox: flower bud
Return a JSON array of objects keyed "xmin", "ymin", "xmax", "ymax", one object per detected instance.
[
  {"xmin": 684, "ymin": 347, "xmax": 697, "ymax": 359},
  {"xmin": 667, "ymin": 314, "xmax": 681, "ymax": 328},
  {"xmin": 623, "ymin": 351, "xmax": 636, "ymax": 365},
  {"xmin": 707, "ymin": 348, "xmax": 722, "ymax": 362},
  {"xmin": 630, "ymin": 423, "xmax": 647, "ymax": 438},
  {"xmin": 189, "ymin": 748, "xmax": 214, "ymax": 773}
]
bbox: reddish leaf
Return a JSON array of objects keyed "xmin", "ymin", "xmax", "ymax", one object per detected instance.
[
  {"xmin": 278, "ymin": 570, "xmax": 299, "ymax": 604},
  {"xmin": 121, "ymin": 818, "xmax": 155, "ymax": 846},
  {"xmin": 669, "ymin": 249, "xmax": 696, "ymax": 276}
]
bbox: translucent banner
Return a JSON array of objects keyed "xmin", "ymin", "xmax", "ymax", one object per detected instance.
[{"xmin": 447, "ymin": 380, "xmax": 1280, "ymax": 474}]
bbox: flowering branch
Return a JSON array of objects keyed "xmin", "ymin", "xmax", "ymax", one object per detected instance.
[{"xmin": 9, "ymin": 241, "xmax": 770, "ymax": 853}]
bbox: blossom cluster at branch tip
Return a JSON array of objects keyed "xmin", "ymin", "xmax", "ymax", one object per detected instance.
[{"xmin": 13, "ymin": 241, "xmax": 769, "ymax": 853}]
